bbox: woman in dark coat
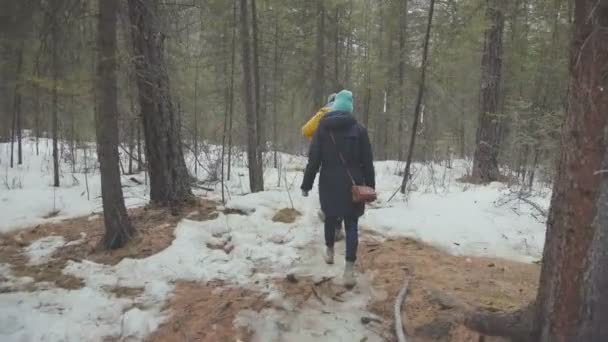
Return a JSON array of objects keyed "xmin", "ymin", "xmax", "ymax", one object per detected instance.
[{"xmin": 301, "ymin": 89, "xmax": 375, "ymax": 288}]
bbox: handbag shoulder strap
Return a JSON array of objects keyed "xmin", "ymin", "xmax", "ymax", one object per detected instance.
[{"xmin": 329, "ymin": 132, "xmax": 356, "ymax": 186}]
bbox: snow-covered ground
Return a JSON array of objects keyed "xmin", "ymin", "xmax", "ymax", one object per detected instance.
[{"xmin": 0, "ymin": 138, "xmax": 550, "ymax": 341}]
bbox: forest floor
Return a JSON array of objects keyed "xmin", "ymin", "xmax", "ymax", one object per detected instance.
[
  {"xmin": 1, "ymin": 139, "xmax": 548, "ymax": 341},
  {"xmin": 1, "ymin": 203, "xmax": 539, "ymax": 341}
]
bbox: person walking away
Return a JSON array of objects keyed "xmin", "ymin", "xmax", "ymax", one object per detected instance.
[
  {"xmin": 301, "ymin": 90, "xmax": 375, "ymax": 288},
  {"xmin": 301, "ymin": 93, "xmax": 344, "ymax": 241}
]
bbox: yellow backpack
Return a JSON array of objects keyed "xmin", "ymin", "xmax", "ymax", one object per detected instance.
[{"xmin": 301, "ymin": 106, "xmax": 331, "ymax": 140}]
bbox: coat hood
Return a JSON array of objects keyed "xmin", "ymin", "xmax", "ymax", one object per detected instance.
[{"xmin": 321, "ymin": 111, "xmax": 357, "ymax": 130}]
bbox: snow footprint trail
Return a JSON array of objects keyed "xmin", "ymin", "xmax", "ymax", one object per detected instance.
[{"xmin": 236, "ymin": 242, "xmax": 388, "ymax": 342}]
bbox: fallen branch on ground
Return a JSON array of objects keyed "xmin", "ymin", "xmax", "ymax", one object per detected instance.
[
  {"xmin": 191, "ymin": 183, "xmax": 214, "ymax": 192},
  {"xmin": 394, "ymin": 276, "xmax": 410, "ymax": 342},
  {"xmin": 518, "ymin": 196, "xmax": 547, "ymax": 217}
]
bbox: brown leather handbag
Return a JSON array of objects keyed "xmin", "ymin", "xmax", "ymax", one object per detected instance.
[{"xmin": 330, "ymin": 132, "xmax": 377, "ymax": 203}]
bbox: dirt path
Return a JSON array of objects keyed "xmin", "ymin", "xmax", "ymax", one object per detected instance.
[{"xmin": 150, "ymin": 232, "xmax": 539, "ymax": 342}]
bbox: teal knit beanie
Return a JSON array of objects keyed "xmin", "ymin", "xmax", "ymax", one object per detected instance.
[{"xmin": 331, "ymin": 90, "xmax": 353, "ymax": 113}]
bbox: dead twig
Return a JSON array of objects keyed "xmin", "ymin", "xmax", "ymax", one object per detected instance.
[
  {"xmin": 311, "ymin": 286, "xmax": 325, "ymax": 305},
  {"xmin": 314, "ymin": 276, "xmax": 334, "ymax": 286}
]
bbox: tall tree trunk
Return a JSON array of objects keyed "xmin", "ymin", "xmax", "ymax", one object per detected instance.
[
  {"xmin": 313, "ymin": 0, "xmax": 326, "ymax": 109},
  {"xmin": 400, "ymin": 0, "xmax": 435, "ymax": 194},
  {"xmin": 239, "ymin": 0, "xmax": 264, "ymax": 192},
  {"xmin": 136, "ymin": 121, "xmax": 142, "ymax": 171},
  {"xmin": 96, "ymin": 0, "xmax": 135, "ymax": 250},
  {"xmin": 250, "ymin": 0, "xmax": 265, "ymax": 159},
  {"xmin": 535, "ymin": 1, "xmax": 608, "ymax": 340},
  {"xmin": 15, "ymin": 44, "xmax": 23, "ymax": 166},
  {"xmin": 472, "ymin": 0, "xmax": 504, "ymax": 183},
  {"xmin": 579, "ymin": 125, "xmax": 608, "ymax": 341},
  {"xmin": 397, "ymin": 0, "xmax": 408, "ymax": 161},
  {"xmin": 460, "ymin": 99, "xmax": 466, "ymax": 158},
  {"xmin": 465, "ymin": 2, "xmax": 608, "ymax": 341},
  {"xmin": 362, "ymin": 0, "xmax": 371, "ymax": 128},
  {"xmin": 193, "ymin": 61, "xmax": 199, "ymax": 177},
  {"xmin": 128, "ymin": 119, "xmax": 134, "ymax": 175},
  {"xmin": 127, "ymin": 0, "xmax": 193, "ymax": 206},
  {"xmin": 221, "ymin": 0, "xmax": 237, "ymax": 201},
  {"xmin": 70, "ymin": 96, "xmax": 76, "ymax": 173},
  {"xmin": 272, "ymin": 8, "xmax": 280, "ymax": 169},
  {"xmin": 51, "ymin": 2, "xmax": 60, "ymax": 187},
  {"xmin": 227, "ymin": 0, "xmax": 237, "ymax": 181},
  {"xmin": 34, "ymin": 62, "xmax": 41, "ymax": 156},
  {"xmin": 343, "ymin": 0, "xmax": 354, "ymax": 87},
  {"xmin": 333, "ymin": 7, "xmax": 340, "ymax": 88}
]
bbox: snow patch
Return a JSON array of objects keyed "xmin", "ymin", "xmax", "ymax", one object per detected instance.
[{"xmin": 25, "ymin": 236, "xmax": 66, "ymax": 265}]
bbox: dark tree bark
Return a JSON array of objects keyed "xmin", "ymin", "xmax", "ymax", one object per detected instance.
[
  {"xmin": 136, "ymin": 121, "xmax": 142, "ymax": 171},
  {"xmin": 472, "ymin": 0, "xmax": 504, "ymax": 183},
  {"xmin": 343, "ymin": 0, "xmax": 354, "ymax": 87},
  {"xmin": 239, "ymin": 0, "xmax": 264, "ymax": 192},
  {"xmin": 221, "ymin": 0, "xmax": 238, "ymax": 201},
  {"xmin": 193, "ymin": 56, "xmax": 199, "ymax": 177},
  {"xmin": 400, "ymin": 0, "xmax": 435, "ymax": 194},
  {"xmin": 51, "ymin": 1, "xmax": 60, "ymax": 187},
  {"xmin": 362, "ymin": 0, "xmax": 371, "ymax": 128},
  {"xmin": 10, "ymin": 44, "xmax": 23, "ymax": 168},
  {"xmin": 34, "ymin": 61, "xmax": 41, "ymax": 156},
  {"xmin": 535, "ymin": 1, "xmax": 608, "ymax": 340},
  {"xmin": 397, "ymin": 0, "xmax": 408, "ymax": 161},
  {"xmin": 250, "ymin": 0, "xmax": 265, "ymax": 158},
  {"xmin": 333, "ymin": 7, "xmax": 340, "ymax": 88},
  {"xmin": 96, "ymin": 0, "xmax": 135, "ymax": 250},
  {"xmin": 127, "ymin": 0, "xmax": 193, "ymax": 206},
  {"xmin": 579, "ymin": 126, "xmax": 608, "ymax": 341},
  {"xmin": 272, "ymin": 7, "xmax": 280, "ymax": 169},
  {"xmin": 15, "ymin": 43, "xmax": 23, "ymax": 166},
  {"xmin": 466, "ymin": 1, "xmax": 608, "ymax": 341},
  {"xmin": 312, "ymin": 0, "xmax": 326, "ymax": 109}
]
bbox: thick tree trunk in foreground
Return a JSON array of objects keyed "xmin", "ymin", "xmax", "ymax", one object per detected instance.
[
  {"xmin": 127, "ymin": 0, "xmax": 193, "ymax": 206},
  {"xmin": 96, "ymin": 0, "xmax": 135, "ymax": 250},
  {"xmin": 579, "ymin": 129, "xmax": 608, "ymax": 341},
  {"xmin": 466, "ymin": 1, "xmax": 608, "ymax": 341},
  {"xmin": 535, "ymin": 1, "xmax": 608, "ymax": 340},
  {"xmin": 472, "ymin": 0, "xmax": 504, "ymax": 183},
  {"xmin": 239, "ymin": 0, "xmax": 264, "ymax": 192}
]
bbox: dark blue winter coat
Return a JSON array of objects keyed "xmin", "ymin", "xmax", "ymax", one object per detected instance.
[{"xmin": 301, "ymin": 111, "xmax": 375, "ymax": 218}]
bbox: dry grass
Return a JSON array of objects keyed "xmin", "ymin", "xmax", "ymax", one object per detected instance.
[
  {"xmin": 358, "ymin": 235, "xmax": 539, "ymax": 341},
  {"xmin": 0, "ymin": 199, "xmax": 218, "ymax": 291},
  {"xmin": 272, "ymin": 208, "xmax": 302, "ymax": 223},
  {"xmin": 147, "ymin": 281, "xmax": 269, "ymax": 342}
]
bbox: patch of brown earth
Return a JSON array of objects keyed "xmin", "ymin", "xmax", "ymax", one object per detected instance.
[
  {"xmin": 106, "ymin": 286, "xmax": 146, "ymax": 298},
  {"xmin": 148, "ymin": 281, "xmax": 270, "ymax": 342},
  {"xmin": 0, "ymin": 199, "xmax": 218, "ymax": 291},
  {"xmin": 358, "ymin": 237, "xmax": 539, "ymax": 342},
  {"xmin": 272, "ymin": 208, "xmax": 302, "ymax": 223}
]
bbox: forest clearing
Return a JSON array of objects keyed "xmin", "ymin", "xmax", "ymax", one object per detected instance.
[{"xmin": 1, "ymin": 0, "xmax": 607, "ymax": 341}]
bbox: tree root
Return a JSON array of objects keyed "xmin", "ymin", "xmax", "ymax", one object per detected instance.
[{"xmin": 464, "ymin": 302, "xmax": 536, "ymax": 342}]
